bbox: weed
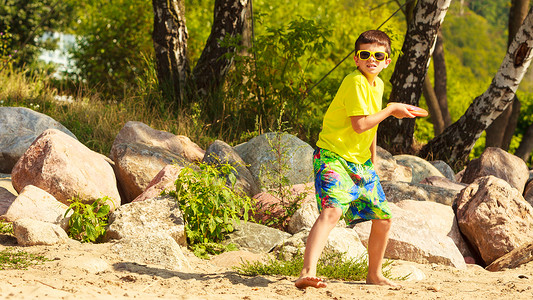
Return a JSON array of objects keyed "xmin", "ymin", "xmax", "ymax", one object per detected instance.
[
  {"xmin": 0, "ymin": 221, "xmax": 13, "ymax": 235},
  {"xmin": 0, "ymin": 247, "xmax": 49, "ymax": 270},
  {"xmin": 166, "ymin": 162, "xmax": 253, "ymax": 258},
  {"xmin": 65, "ymin": 196, "xmax": 111, "ymax": 243}
]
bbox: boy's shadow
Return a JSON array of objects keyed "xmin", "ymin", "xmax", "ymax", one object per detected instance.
[{"xmin": 112, "ymin": 261, "xmax": 275, "ymax": 288}]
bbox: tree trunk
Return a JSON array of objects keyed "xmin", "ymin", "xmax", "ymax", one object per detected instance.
[
  {"xmin": 151, "ymin": 0, "xmax": 190, "ymax": 106},
  {"xmin": 419, "ymin": 7, "xmax": 533, "ymax": 170},
  {"xmin": 192, "ymin": 0, "xmax": 250, "ymax": 97},
  {"xmin": 433, "ymin": 30, "xmax": 451, "ymax": 127},
  {"xmin": 378, "ymin": 0, "xmax": 452, "ymax": 154},
  {"xmin": 515, "ymin": 123, "xmax": 533, "ymax": 163},
  {"xmin": 485, "ymin": 0, "xmax": 530, "ymax": 150},
  {"xmin": 422, "ymin": 74, "xmax": 445, "ymax": 135}
]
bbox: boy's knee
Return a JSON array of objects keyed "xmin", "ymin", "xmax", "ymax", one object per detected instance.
[
  {"xmin": 319, "ymin": 207, "xmax": 342, "ymax": 224},
  {"xmin": 372, "ymin": 218, "xmax": 392, "ymax": 230}
]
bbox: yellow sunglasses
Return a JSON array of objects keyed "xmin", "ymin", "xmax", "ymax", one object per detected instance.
[{"xmin": 356, "ymin": 50, "xmax": 388, "ymax": 61}]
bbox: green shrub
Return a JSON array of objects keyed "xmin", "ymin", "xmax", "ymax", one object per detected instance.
[
  {"xmin": 166, "ymin": 162, "xmax": 253, "ymax": 258},
  {"xmin": 65, "ymin": 196, "xmax": 111, "ymax": 243}
]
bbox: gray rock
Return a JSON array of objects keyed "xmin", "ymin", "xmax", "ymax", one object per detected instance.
[
  {"xmin": 419, "ymin": 176, "xmax": 467, "ymax": 193},
  {"xmin": 13, "ymin": 218, "xmax": 69, "ymax": 246},
  {"xmin": 203, "ymin": 140, "xmax": 261, "ymax": 197},
  {"xmin": 381, "ymin": 180, "xmax": 458, "ymax": 205},
  {"xmin": 111, "ymin": 233, "xmax": 190, "ymax": 271},
  {"xmin": 105, "ymin": 195, "xmax": 186, "ymax": 247},
  {"xmin": 225, "ymin": 221, "xmax": 291, "ymax": 253},
  {"xmin": 394, "ymin": 154, "xmax": 445, "ymax": 183},
  {"xmin": 0, "ymin": 107, "xmax": 76, "ymax": 173},
  {"xmin": 455, "ymin": 176, "xmax": 533, "ymax": 265},
  {"xmin": 429, "ymin": 160, "xmax": 456, "ymax": 181},
  {"xmin": 375, "ymin": 147, "xmax": 412, "ymax": 182},
  {"xmin": 234, "ymin": 132, "xmax": 314, "ymax": 189}
]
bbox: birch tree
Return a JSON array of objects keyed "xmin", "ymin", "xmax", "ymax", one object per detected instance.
[
  {"xmin": 151, "ymin": 0, "xmax": 250, "ymax": 107},
  {"xmin": 377, "ymin": 0, "xmax": 452, "ymax": 153},
  {"xmin": 419, "ymin": 6, "xmax": 533, "ymax": 169}
]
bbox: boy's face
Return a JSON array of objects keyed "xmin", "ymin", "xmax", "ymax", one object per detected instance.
[{"xmin": 354, "ymin": 43, "xmax": 391, "ymax": 79}]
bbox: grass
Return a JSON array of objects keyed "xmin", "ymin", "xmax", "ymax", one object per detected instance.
[
  {"xmin": 234, "ymin": 250, "xmax": 409, "ymax": 282},
  {"xmin": 0, "ymin": 248, "xmax": 49, "ymax": 270},
  {"xmin": 0, "ymin": 221, "xmax": 13, "ymax": 235},
  {"xmin": 0, "ymin": 68, "xmax": 217, "ymax": 155}
]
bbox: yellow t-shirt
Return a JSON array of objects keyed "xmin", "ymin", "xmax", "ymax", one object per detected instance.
[{"xmin": 316, "ymin": 70, "xmax": 383, "ymax": 164}]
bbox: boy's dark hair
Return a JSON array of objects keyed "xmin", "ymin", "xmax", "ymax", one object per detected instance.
[{"xmin": 354, "ymin": 30, "xmax": 392, "ymax": 56}]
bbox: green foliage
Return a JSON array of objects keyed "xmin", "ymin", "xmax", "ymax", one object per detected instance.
[
  {"xmin": 235, "ymin": 250, "xmax": 405, "ymax": 282},
  {"xmin": 69, "ymin": 0, "xmax": 154, "ymax": 96},
  {"xmin": 0, "ymin": 221, "xmax": 13, "ymax": 235},
  {"xmin": 0, "ymin": 29, "xmax": 17, "ymax": 70},
  {"xmin": 166, "ymin": 162, "xmax": 253, "ymax": 255},
  {"xmin": 0, "ymin": 248, "xmax": 49, "ymax": 270},
  {"xmin": 0, "ymin": 0, "xmax": 74, "ymax": 68},
  {"xmin": 65, "ymin": 196, "xmax": 111, "ymax": 243}
]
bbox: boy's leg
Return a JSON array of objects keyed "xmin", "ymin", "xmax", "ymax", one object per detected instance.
[
  {"xmin": 366, "ymin": 218, "xmax": 398, "ymax": 286},
  {"xmin": 295, "ymin": 207, "xmax": 342, "ymax": 289}
]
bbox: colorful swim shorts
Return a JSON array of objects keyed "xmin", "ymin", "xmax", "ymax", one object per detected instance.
[{"xmin": 313, "ymin": 147, "xmax": 391, "ymax": 225}]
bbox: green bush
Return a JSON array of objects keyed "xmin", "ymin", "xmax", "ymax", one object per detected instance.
[
  {"xmin": 166, "ymin": 162, "xmax": 253, "ymax": 258},
  {"xmin": 65, "ymin": 196, "xmax": 111, "ymax": 243}
]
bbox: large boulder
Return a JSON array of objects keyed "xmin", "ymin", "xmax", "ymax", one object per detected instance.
[
  {"xmin": 272, "ymin": 227, "xmax": 367, "ymax": 261},
  {"xmin": 375, "ymin": 147, "xmax": 412, "ymax": 182},
  {"xmin": 461, "ymin": 147, "xmax": 529, "ymax": 194},
  {"xmin": 111, "ymin": 233, "xmax": 190, "ymax": 271},
  {"xmin": 105, "ymin": 195, "xmax": 186, "ymax": 246},
  {"xmin": 252, "ymin": 182, "xmax": 314, "ymax": 229},
  {"xmin": 394, "ymin": 154, "xmax": 445, "ymax": 183},
  {"xmin": 11, "ymin": 129, "xmax": 120, "ymax": 210},
  {"xmin": 353, "ymin": 203, "xmax": 466, "ymax": 269},
  {"xmin": 234, "ymin": 132, "xmax": 314, "ymax": 188},
  {"xmin": 1, "ymin": 185, "xmax": 70, "ymax": 230},
  {"xmin": 132, "ymin": 164, "xmax": 182, "ymax": 203},
  {"xmin": 203, "ymin": 140, "xmax": 260, "ymax": 197},
  {"xmin": 381, "ymin": 180, "xmax": 458, "ymax": 205},
  {"xmin": 224, "ymin": 221, "xmax": 291, "ymax": 253},
  {"xmin": 429, "ymin": 160, "xmax": 456, "ymax": 181},
  {"xmin": 525, "ymin": 179, "xmax": 533, "ymax": 207},
  {"xmin": 13, "ymin": 218, "xmax": 69, "ymax": 246},
  {"xmin": 110, "ymin": 142, "xmax": 189, "ymax": 203},
  {"xmin": 112, "ymin": 121, "xmax": 204, "ymax": 163},
  {"xmin": 486, "ymin": 242, "xmax": 533, "ymax": 272},
  {"xmin": 455, "ymin": 176, "xmax": 533, "ymax": 265},
  {"xmin": 394, "ymin": 200, "xmax": 472, "ymax": 258},
  {"xmin": 0, "ymin": 107, "xmax": 76, "ymax": 173},
  {"xmin": 419, "ymin": 176, "xmax": 467, "ymax": 193}
]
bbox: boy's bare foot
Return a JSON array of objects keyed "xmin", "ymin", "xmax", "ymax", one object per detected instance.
[
  {"xmin": 366, "ymin": 276, "xmax": 401, "ymax": 287},
  {"xmin": 295, "ymin": 276, "xmax": 327, "ymax": 289}
]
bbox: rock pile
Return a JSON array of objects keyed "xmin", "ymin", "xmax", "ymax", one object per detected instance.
[{"xmin": 1, "ymin": 106, "xmax": 533, "ymax": 273}]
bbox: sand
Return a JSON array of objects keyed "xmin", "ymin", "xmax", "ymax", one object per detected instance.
[{"xmin": 0, "ymin": 236, "xmax": 532, "ymax": 300}]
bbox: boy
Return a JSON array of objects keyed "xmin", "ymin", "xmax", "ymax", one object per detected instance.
[{"xmin": 295, "ymin": 30, "xmax": 415, "ymax": 289}]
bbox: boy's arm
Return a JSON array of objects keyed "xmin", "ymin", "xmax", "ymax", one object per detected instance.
[{"xmin": 350, "ymin": 102, "xmax": 416, "ymax": 134}]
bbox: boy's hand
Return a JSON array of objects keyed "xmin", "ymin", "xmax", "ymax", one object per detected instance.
[{"xmin": 386, "ymin": 102, "xmax": 416, "ymax": 119}]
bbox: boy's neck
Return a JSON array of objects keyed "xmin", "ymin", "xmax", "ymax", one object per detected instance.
[{"xmin": 358, "ymin": 68, "xmax": 377, "ymax": 86}]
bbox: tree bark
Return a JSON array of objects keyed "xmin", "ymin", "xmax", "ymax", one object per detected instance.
[
  {"xmin": 419, "ymin": 7, "xmax": 533, "ymax": 170},
  {"xmin": 515, "ymin": 123, "xmax": 533, "ymax": 163},
  {"xmin": 378, "ymin": 0, "xmax": 452, "ymax": 154},
  {"xmin": 192, "ymin": 0, "xmax": 250, "ymax": 97},
  {"xmin": 151, "ymin": 0, "xmax": 190, "ymax": 106},
  {"xmin": 433, "ymin": 30, "xmax": 451, "ymax": 127},
  {"xmin": 422, "ymin": 74, "xmax": 445, "ymax": 135},
  {"xmin": 485, "ymin": 0, "xmax": 530, "ymax": 150}
]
